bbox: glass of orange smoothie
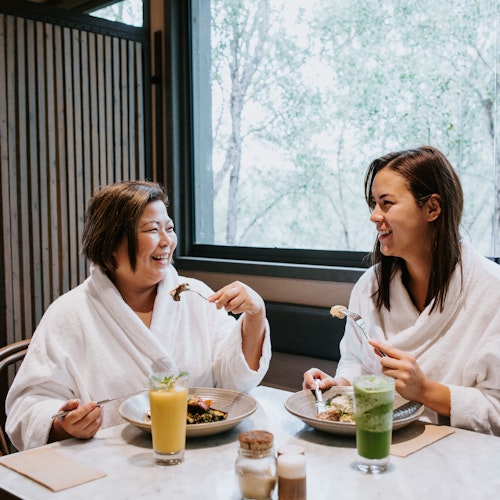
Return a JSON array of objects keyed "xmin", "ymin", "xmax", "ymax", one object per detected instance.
[{"xmin": 149, "ymin": 371, "xmax": 189, "ymax": 465}]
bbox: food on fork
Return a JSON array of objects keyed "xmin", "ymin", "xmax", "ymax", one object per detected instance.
[
  {"xmin": 330, "ymin": 305, "xmax": 347, "ymax": 319},
  {"xmin": 170, "ymin": 283, "xmax": 190, "ymax": 301}
]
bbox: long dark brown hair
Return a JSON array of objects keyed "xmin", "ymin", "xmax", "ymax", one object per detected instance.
[
  {"xmin": 82, "ymin": 180, "xmax": 168, "ymax": 273},
  {"xmin": 364, "ymin": 146, "xmax": 463, "ymax": 312}
]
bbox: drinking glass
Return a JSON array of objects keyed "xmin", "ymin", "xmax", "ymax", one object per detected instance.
[
  {"xmin": 149, "ymin": 371, "xmax": 189, "ymax": 465},
  {"xmin": 353, "ymin": 374, "xmax": 395, "ymax": 473}
]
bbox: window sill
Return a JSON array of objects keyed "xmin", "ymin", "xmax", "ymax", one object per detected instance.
[{"xmin": 175, "ymin": 256, "xmax": 365, "ymax": 284}]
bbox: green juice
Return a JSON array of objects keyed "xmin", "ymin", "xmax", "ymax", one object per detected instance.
[{"xmin": 353, "ymin": 376, "xmax": 395, "ymax": 461}]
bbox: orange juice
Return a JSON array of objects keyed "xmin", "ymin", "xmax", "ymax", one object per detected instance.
[
  {"xmin": 149, "ymin": 387, "xmax": 188, "ymax": 454},
  {"xmin": 148, "ymin": 371, "xmax": 189, "ymax": 465}
]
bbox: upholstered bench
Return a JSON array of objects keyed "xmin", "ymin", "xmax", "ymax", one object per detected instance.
[
  {"xmin": 260, "ymin": 302, "xmax": 344, "ymax": 393},
  {"xmin": 261, "ymin": 351, "xmax": 338, "ymax": 392}
]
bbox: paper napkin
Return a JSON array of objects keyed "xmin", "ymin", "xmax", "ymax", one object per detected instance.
[
  {"xmin": 391, "ymin": 421, "xmax": 455, "ymax": 457},
  {"xmin": 0, "ymin": 447, "xmax": 106, "ymax": 492}
]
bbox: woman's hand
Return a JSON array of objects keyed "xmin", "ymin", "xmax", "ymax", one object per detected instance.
[
  {"xmin": 49, "ymin": 399, "xmax": 103, "ymax": 443},
  {"xmin": 210, "ymin": 281, "xmax": 265, "ymax": 318},
  {"xmin": 369, "ymin": 340, "xmax": 451, "ymax": 416},
  {"xmin": 302, "ymin": 368, "xmax": 350, "ymax": 390},
  {"xmin": 211, "ymin": 281, "xmax": 266, "ymax": 371}
]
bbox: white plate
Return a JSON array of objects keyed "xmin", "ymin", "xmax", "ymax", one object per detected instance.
[
  {"xmin": 119, "ymin": 387, "xmax": 258, "ymax": 438},
  {"xmin": 285, "ymin": 386, "xmax": 424, "ymax": 436}
]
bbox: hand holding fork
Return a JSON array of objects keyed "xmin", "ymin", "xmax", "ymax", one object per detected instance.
[{"xmin": 330, "ymin": 305, "xmax": 388, "ymax": 357}]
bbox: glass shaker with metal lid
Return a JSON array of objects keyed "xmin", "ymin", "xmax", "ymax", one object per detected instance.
[{"xmin": 235, "ymin": 430, "xmax": 277, "ymax": 500}]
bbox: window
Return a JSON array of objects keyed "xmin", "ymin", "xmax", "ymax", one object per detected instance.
[
  {"xmin": 90, "ymin": 0, "xmax": 143, "ymax": 27},
  {"xmin": 184, "ymin": 0, "xmax": 499, "ymax": 271}
]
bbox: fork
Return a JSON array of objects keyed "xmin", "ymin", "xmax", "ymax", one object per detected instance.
[
  {"xmin": 170, "ymin": 283, "xmax": 210, "ymax": 302},
  {"xmin": 313, "ymin": 379, "xmax": 327, "ymax": 414},
  {"xmin": 334, "ymin": 306, "xmax": 388, "ymax": 357},
  {"xmin": 51, "ymin": 389, "xmax": 148, "ymax": 419},
  {"xmin": 185, "ymin": 287, "xmax": 210, "ymax": 302}
]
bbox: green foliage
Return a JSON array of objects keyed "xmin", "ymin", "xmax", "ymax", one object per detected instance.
[
  {"xmin": 204, "ymin": 0, "xmax": 499, "ymax": 254},
  {"xmin": 90, "ymin": 0, "xmax": 143, "ymax": 27}
]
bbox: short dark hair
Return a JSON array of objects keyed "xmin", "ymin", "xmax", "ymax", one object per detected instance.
[
  {"xmin": 364, "ymin": 146, "xmax": 463, "ymax": 312},
  {"xmin": 82, "ymin": 180, "xmax": 168, "ymax": 273}
]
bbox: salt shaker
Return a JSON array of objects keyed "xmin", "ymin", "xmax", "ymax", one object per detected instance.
[
  {"xmin": 277, "ymin": 445, "xmax": 306, "ymax": 500},
  {"xmin": 235, "ymin": 430, "xmax": 277, "ymax": 500}
]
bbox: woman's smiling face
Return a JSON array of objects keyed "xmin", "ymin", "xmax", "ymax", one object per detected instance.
[
  {"xmin": 369, "ymin": 167, "xmax": 435, "ymax": 262},
  {"xmin": 111, "ymin": 200, "xmax": 177, "ymax": 292}
]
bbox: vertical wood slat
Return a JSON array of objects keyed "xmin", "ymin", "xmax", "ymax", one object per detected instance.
[
  {"xmin": 121, "ymin": 39, "xmax": 129, "ymax": 179},
  {"xmin": 0, "ymin": 15, "xmax": 14, "ymax": 345},
  {"xmin": 81, "ymin": 31, "xmax": 93, "ymax": 223},
  {"xmin": 36, "ymin": 20, "xmax": 50, "ymax": 312},
  {"xmin": 104, "ymin": 36, "xmax": 114, "ymax": 184},
  {"xmin": 88, "ymin": 33, "xmax": 99, "ymax": 191},
  {"xmin": 26, "ymin": 19, "xmax": 43, "ymax": 325},
  {"xmin": 96, "ymin": 34, "xmax": 107, "ymax": 188},
  {"xmin": 0, "ymin": 12, "xmax": 148, "ymax": 347},
  {"xmin": 0, "ymin": 15, "xmax": 8, "ymax": 341},
  {"xmin": 112, "ymin": 37, "xmax": 121, "ymax": 181},
  {"xmin": 16, "ymin": 17, "xmax": 33, "ymax": 340},
  {"xmin": 54, "ymin": 23, "xmax": 70, "ymax": 294},
  {"xmin": 62, "ymin": 26, "xmax": 78, "ymax": 292},
  {"xmin": 46, "ymin": 23, "xmax": 61, "ymax": 304},
  {"xmin": 6, "ymin": 16, "xmax": 22, "ymax": 345},
  {"xmin": 128, "ymin": 40, "xmax": 136, "ymax": 178},
  {"xmin": 136, "ymin": 41, "xmax": 145, "ymax": 179},
  {"xmin": 71, "ymin": 28, "xmax": 85, "ymax": 283}
]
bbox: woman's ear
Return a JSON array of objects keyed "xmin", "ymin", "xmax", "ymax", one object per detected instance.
[{"xmin": 425, "ymin": 194, "xmax": 441, "ymax": 222}]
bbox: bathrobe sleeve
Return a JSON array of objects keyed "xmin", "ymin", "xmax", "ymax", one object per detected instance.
[
  {"xmin": 155, "ymin": 277, "xmax": 271, "ymax": 393},
  {"xmin": 6, "ymin": 267, "xmax": 272, "ymax": 451}
]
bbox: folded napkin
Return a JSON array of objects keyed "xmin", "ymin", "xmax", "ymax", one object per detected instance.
[
  {"xmin": 0, "ymin": 447, "xmax": 106, "ymax": 492},
  {"xmin": 391, "ymin": 421, "xmax": 455, "ymax": 457}
]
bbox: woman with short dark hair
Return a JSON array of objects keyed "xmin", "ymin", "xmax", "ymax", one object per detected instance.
[
  {"xmin": 304, "ymin": 146, "xmax": 500, "ymax": 435},
  {"xmin": 6, "ymin": 180, "xmax": 271, "ymax": 451}
]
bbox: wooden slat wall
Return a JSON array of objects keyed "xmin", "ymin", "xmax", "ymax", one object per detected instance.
[{"xmin": 0, "ymin": 12, "xmax": 147, "ymax": 346}]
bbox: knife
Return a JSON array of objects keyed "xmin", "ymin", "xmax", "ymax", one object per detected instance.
[
  {"xmin": 393, "ymin": 400, "xmax": 422, "ymax": 421},
  {"xmin": 51, "ymin": 389, "xmax": 147, "ymax": 419},
  {"xmin": 314, "ymin": 380, "xmax": 327, "ymax": 414}
]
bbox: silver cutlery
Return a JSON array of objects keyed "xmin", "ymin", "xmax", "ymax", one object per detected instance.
[
  {"xmin": 314, "ymin": 379, "xmax": 327, "ymax": 414},
  {"xmin": 184, "ymin": 287, "xmax": 210, "ymax": 301},
  {"xmin": 393, "ymin": 400, "xmax": 422, "ymax": 421},
  {"xmin": 51, "ymin": 389, "xmax": 147, "ymax": 419},
  {"xmin": 330, "ymin": 305, "xmax": 388, "ymax": 357}
]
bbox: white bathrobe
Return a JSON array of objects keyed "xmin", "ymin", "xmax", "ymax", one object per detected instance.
[
  {"xmin": 6, "ymin": 265, "xmax": 271, "ymax": 451},
  {"xmin": 335, "ymin": 240, "xmax": 500, "ymax": 435}
]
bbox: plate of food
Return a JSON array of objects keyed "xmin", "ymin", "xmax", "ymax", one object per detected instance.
[
  {"xmin": 119, "ymin": 387, "xmax": 258, "ymax": 438},
  {"xmin": 285, "ymin": 386, "xmax": 424, "ymax": 436}
]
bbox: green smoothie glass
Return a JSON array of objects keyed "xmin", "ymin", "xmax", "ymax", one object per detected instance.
[{"xmin": 353, "ymin": 374, "xmax": 395, "ymax": 473}]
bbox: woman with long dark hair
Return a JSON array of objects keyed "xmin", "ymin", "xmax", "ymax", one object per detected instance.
[{"xmin": 304, "ymin": 146, "xmax": 500, "ymax": 435}]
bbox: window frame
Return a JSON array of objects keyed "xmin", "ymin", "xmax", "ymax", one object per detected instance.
[
  {"xmin": 163, "ymin": 0, "xmax": 368, "ymax": 284},
  {"xmin": 163, "ymin": 0, "xmax": 500, "ymax": 283}
]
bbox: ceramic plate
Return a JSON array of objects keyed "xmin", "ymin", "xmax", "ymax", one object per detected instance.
[
  {"xmin": 119, "ymin": 387, "xmax": 258, "ymax": 438},
  {"xmin": 285, "ymin": 386, "xmax": 424, "ymax": 436}
]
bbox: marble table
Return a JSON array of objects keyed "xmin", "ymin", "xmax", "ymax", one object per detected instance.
[{"xmin": 0, "ymin": 385, "xmax": 499, "ymax": 499}]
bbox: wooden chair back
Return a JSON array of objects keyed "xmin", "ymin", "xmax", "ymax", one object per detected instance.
[{"xmin": 0, "ymin": 339, "xmax": 30, "ymax": 455}]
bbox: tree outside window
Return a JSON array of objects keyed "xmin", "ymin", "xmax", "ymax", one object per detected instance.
[{"xmin": 192, "ymin": 0, "xmax": 499, "ymax": 258}]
